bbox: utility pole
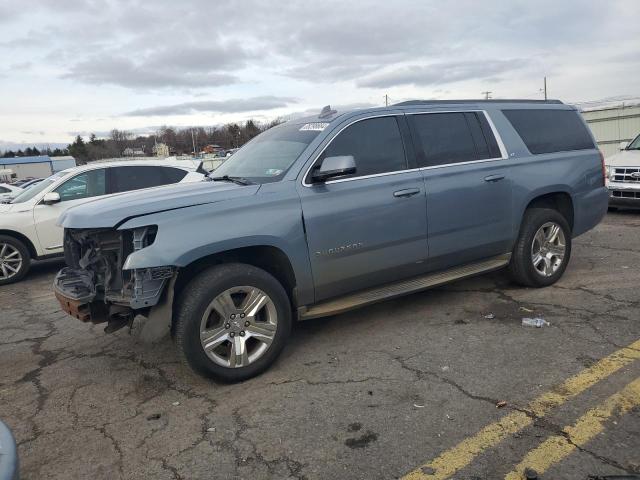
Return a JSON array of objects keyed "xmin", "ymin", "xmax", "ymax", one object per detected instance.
[
  {"xmin": 543, "ymin": 76, "xmax": 547, "ymax": 100},
  {"xmin": 191, "ymin": 129, "xmax": 196, "ymax": 155},
  {"xmin": 482, "ymin": 91, "xmax": 492, "ymax": 100},
  {"xmin": 384, "ymin": 94, "xmax": 389, "ymax": 106}
]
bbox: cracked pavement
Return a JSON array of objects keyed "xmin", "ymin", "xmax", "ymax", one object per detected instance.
[{"xmin": 1, "ymin": 212, "xmax": 639, "ymax": 480}]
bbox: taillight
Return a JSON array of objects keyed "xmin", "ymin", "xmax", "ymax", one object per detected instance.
[{"xmin": 599, "ymin": 150, "xmax": 606, "ymax": 186}]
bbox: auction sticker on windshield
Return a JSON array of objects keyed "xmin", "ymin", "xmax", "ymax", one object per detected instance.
[{"xmin": 299, "ymin": 123, "xmax": 329, "ymax": 131}]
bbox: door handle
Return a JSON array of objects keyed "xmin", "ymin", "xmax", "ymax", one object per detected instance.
[
  {"xmin": 393, "ymin": 188, "xmax": 421, "ymax": 198},
  {"xmin": 484, "ymin": 174, "xmax": 505, "ymax": 182}
]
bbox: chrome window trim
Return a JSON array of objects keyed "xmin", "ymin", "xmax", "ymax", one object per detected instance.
[
  {"xmin": 301, "ymin": 109, "xmax": 510, "ymax": 187},
  {"xmin": 481, "ymin": 111, "xmax": 509, "ymax": 159},
  {"xmin": 316, "ymin": 167, "xmax": 422, "ymax": 185},
  {"xmin": 419, "ymin": 156, "xmax": 504, "ymax": 171}
]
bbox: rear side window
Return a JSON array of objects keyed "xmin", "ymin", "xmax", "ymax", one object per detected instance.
[
  {"xmin": 411, "ymin": 112, "xmax": 500, "ymax": 167},
  {"xmin": 162, "ymin": 167, "xmax": 189, "ymax": 183},
  {"xmin": 110, "ymin": 166, "xmax": 186, "ymax": 193},
  {"xmin": 502, "ymin": 109, "xmax": 595, "ymax": 154},
  {"xmin": 317, "ymin": 116, "xmax": 407, "ymax": 179}
]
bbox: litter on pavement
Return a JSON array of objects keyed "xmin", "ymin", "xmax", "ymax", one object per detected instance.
[{"xmin": 522, "ymin": 318, "xmax": 550, "ymax": 328}]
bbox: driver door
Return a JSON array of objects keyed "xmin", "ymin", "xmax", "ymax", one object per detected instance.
[
  {"xmin": 297, "ymin": 115, "xmax": 428, "ymax": 301},
  {"xmin": 33, "ymin": 168, "xmax": 107, "ymax": 253}
]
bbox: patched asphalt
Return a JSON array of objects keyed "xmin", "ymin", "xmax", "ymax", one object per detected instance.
[{"xmin": 1, "ymin": 212, "xmax": 639, "ymax": 480}]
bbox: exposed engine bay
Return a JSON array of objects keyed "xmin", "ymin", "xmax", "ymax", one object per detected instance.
[{"xmin": 54, "ymin": 226, "xmax": 175, "ymax": 333}]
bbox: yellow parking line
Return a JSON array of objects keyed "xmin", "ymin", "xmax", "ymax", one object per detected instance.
[
  {"xmin": 504, "ymin": 376, "xmax": 640, "ymax": 480},
  {"xmin": 401, "ymin": 339, "xmax": 640, "ymax": 480}
]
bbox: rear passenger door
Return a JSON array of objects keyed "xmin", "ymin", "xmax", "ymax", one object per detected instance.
[
  {"xmin": 409, "ymin": 111, "xmax": 513, "ymax": 271},
  {"xmin": 108, "ymin": 166, "xmax": 188, "ymax": 193},
  {"xmin": 298, "ymin": 115, "xmax": 428, "ymax": 301}
]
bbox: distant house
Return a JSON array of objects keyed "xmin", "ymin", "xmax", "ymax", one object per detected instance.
[
  {"xmin": 152, "ymin": 143, "xmax": 170, "ymax": 157},
  {"xmin": 123, "ymin": 147, "xmax": 145, "ymax": 156},
  {"xmin": 202, "ymin": 144, "xmax": 224, "ymax": 155}
]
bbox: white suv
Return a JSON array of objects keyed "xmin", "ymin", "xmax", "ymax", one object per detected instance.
[
  {"xmin": 0, "ymin": 183, "xmax": 23, "ymax": 202},
  {"xmin": 0, "ymin": 160, "xmax": 205, "ymax": 285},
  {"xmin": 605, "ymin": 133, "xmax": 640, "ymax": 209}
]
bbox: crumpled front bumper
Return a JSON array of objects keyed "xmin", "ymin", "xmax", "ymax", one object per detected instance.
[
  {"xmin": 54, "ymin": 265, "xmax": 175, "ymax": 325},
  {"xmin": 53, "ymin": 268, "xmax": 108, "ymax": 324}
]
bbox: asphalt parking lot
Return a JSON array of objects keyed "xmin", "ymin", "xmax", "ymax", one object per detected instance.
[{"xmin": 1, "ymin": 212, "xmax": 639, "ymax": 480}]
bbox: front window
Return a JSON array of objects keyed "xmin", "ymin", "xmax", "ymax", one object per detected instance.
[
  {"xmin": 54, "ymin": 169, "xmax": 106, "ymax": 202},
  {"xmin": 314, "ymin": 116, "xmax": 407, "ymax": 178},
  {"xmin": 212, "ymin": 122, "xmax": 322, "ymax": 183},
  {"xmin": 10, "ymin": 171, "xmax": 69, "ymax": 204}
]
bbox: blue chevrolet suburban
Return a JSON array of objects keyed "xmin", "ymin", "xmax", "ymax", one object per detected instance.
[{"xmin": 54, "ymin": 100, "xmax": 608, "ymax": 381}]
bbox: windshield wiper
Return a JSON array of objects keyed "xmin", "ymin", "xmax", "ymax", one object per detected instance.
[{"xmin": 208, "ymin": 175, "xmax": 254, "ymax": 186}]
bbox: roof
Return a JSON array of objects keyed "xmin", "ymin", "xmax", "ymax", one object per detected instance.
[
  {"xmin": 0, "ymin": 155, "xmax": 52, "ymax": 165},
  {"xmin": 290, "ymin": 99, "xmax": 567, "ymax": 125},
  {"xmin": 60, "ymin": 159, "xmax": 201, "ymax": 174},
  {"xmin": 395, "ymin": 99, "xmax": 564, "ymax": 106}
]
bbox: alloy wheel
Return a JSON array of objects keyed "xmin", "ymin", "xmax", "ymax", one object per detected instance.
[
  {"xmin": 531, "ymin": 222, "xmax": 566, "ymax": 277},
  {"xmin": 199, "ymin": 286, "xmax": 278, "ymax": 368},
  {"xmin": 0, "ymin": 242, "xmax": 22, "ymax": 281}
]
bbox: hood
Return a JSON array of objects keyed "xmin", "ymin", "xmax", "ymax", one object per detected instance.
[
  {"xmin": 606, "ymin": 149, "xmax": 640, "ymax": 167},
  {"xmin": 0, "ymin": 202, "xmax": 13, "ymax": 213},
  {"xmin": 59, "ymin": 180, "xmax": 260, "ymax": 229}
]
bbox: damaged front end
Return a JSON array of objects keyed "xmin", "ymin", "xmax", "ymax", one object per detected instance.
[{"xmin": 54, "ymin": 226, "xmax": 176, "ymax": 336}]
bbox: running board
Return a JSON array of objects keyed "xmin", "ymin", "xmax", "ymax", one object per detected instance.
[{"xmin": 298, "ymin": 253, "xmax": 511, "ymax": 320}]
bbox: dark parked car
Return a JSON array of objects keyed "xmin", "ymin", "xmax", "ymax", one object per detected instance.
[{"xmin": 54, "ymin": 100, "xmax": 608, "ymax": 381}]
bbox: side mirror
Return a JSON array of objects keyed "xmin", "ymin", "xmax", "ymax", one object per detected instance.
[
  {"xmin": 42, "ymin": 192, "xmax": 61, "ymax": 205},
  {"xmin": 619, "ymin": 141, "xmax": 629, "ymax": 151},
  {"xmin": 311, "ymin": 155, "xmax": 356, "ymax": 182}
]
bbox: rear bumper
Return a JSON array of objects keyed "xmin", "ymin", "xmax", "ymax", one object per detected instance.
[{"xmin": 573, "ymin": 186, "xmax": 609, "ymax": 237}]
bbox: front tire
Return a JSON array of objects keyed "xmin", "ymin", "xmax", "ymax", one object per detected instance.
[
  {"xmin": 174, "ymin": 263, "xmax": 292, "ymax": 382},
  {"xmin": 508, "ymin": 208, "xmax": 572, "ymax": 288},
  {"xmin": 0, "ymin": 235, "xmax": 31, "ymax": 286}
]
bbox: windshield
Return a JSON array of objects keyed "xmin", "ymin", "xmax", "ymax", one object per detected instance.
[
  {"xmin": 10, "ymin": 171, "xmax": 69, "ymax": 204},
  {"xmin": 212, "ymin": 122, "xmax": 323, "ymax": 183},
  {"xmin": 627, "ymin": 134, "xmax": 640, "ymax": 150}
]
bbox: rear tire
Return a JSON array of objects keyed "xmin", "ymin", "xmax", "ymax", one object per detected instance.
[
  {"xmin": 508, "ymin": 208, "xmax": 571, "ymax": 288},
  {"xmin": 0, "ymin": 235, "xmax": 31, "ymax": 286},
  {"xmin": 174, "ymin": 263, "xmax": 292, "ymax": 382}
]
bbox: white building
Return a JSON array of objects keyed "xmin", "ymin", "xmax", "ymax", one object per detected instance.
[
  {"xmin": 0, "ymin": 155, "xmax": 76, "ymax": 180},
  {"xmin": 152, "ymin": 142, "xmax": 170, "ymax": 157},
  {"xmin": 580, "ymin": 102, "xmax": 640, "ymax": 158}
]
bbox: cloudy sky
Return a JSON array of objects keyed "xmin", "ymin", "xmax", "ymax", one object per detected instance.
[{"xmin": 1, "ymin": 0, "xmax": 639, "ymax": 146}]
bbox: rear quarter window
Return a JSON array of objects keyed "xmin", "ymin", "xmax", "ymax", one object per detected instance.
[
  {"xmin": 110, "ymin": 166, "xmax": 186, "ymax": 193},
  {"xmin": 502, "ymin": 109, "xmax": 595, "ymax": 155}
]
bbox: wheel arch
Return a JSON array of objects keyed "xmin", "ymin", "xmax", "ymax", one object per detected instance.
[
  {"xmin": 519, "ymin": 190, "xmax": 574, "ymax": 232},
  {"xmin": 0, "ymin": 229, "xmax": 37, "ymax": 259},
  {"xmin": 174, "ymin": 245, "xmax": 298, "ymax": 307}
]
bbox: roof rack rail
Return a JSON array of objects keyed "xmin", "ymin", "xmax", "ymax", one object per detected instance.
[{"xmin": 394, "ymin": 99, "xmax": 563, "ymax": 106}]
